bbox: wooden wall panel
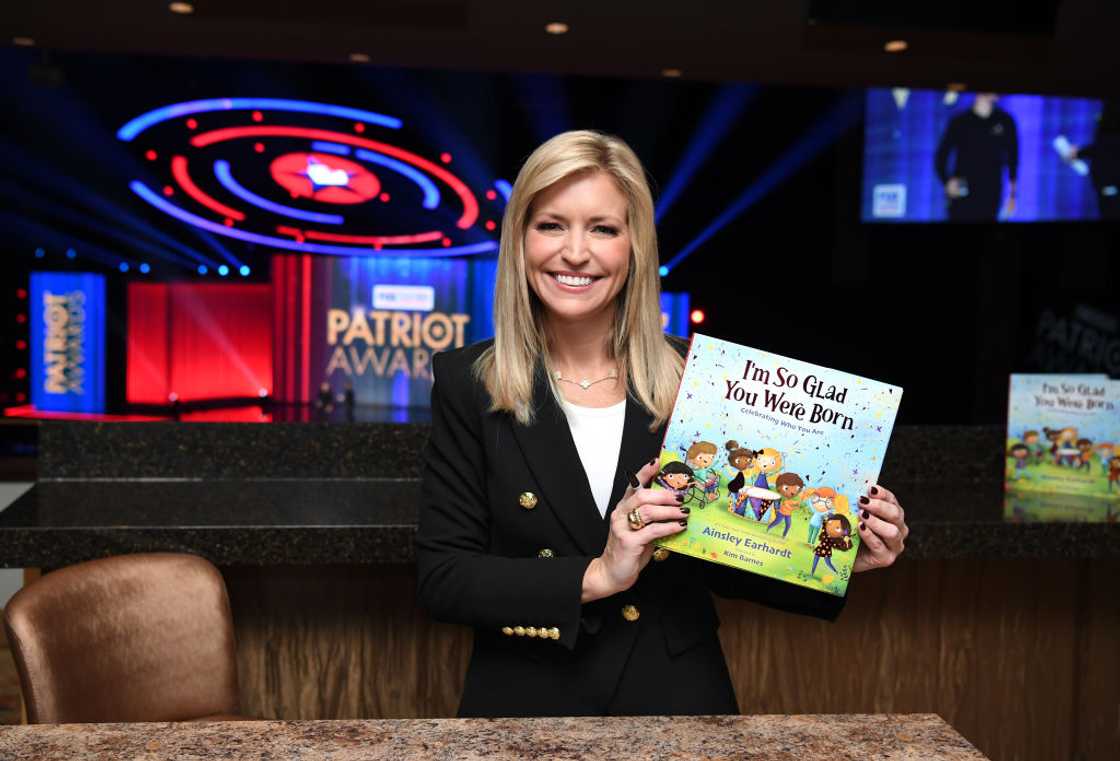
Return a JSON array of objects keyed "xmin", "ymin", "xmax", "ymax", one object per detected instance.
[{"xmin": 221, "ymin": 560, "xmax": 1115, "ymax": 761}]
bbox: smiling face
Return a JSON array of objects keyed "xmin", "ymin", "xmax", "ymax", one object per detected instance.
[
  {"xmin": 524, "ymin": 170, "xmax": 631, "ymax": 327},
  {"xmin": 691, "ymin": 452, "xmax": 714, "ymax": 469},
  {"xmin": 664, "ymin": 472, "xmax": 690, "ymax": 490}
]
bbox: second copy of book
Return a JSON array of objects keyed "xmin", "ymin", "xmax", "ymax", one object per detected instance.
[
  {"xmin": 652, "ymin": 333, "xmax": 903, "ymax": 597},
  {"xmin": 1004, "ymin": 374, "xmax": 1120, "ymax": 499}
]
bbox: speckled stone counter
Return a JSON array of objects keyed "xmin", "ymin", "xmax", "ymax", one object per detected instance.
[
  {"xmin": 36, "ymin": 422, "xmax": 1001, "ymax": 482},
  {"xmin": 0, "ymin": 476, "xmax": 1116, "ymax": 567},
  {"xmin": 0, "ymin": 714, "xmax": 988, "ymax": 760}
]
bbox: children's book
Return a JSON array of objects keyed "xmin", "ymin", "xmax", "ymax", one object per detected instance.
[
  {"xmin": 651, "ymin": 333, "xmax": 903, "ymax": 598},
  {"xmin": 1004, "ymin": 374, "xmax": 1119, "ymax": 499}
]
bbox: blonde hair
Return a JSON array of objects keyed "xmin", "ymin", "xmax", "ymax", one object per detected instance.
[{"xmin": 473, "ymin": 129, "xmax": 683, "ymax": 432}]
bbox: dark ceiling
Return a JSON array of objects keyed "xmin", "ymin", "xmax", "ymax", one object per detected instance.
[{"xmin": 2, "ymin": 0, "xmax": 1119, "ymax": 97}]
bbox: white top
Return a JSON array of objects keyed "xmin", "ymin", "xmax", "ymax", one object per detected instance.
[{"xmin": 559, "ymin": 397, "xmax": 627, "ymax": 518}]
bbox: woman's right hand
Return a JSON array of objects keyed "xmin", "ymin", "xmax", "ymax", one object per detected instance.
[{"xmin": 582, "ymin": 458, "xmax": 690, "ymax": 603}]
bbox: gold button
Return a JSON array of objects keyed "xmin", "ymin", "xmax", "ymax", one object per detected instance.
[
  {"xmin": 513, "ymin": 626, "xmax": 525, "ymax": 636},
  {"xmin": 519, "ymin": 492, "xmax": 538, "ymax": 510},
  {"xmin": 526, "ymin": 626, "xmax": 538, "ymax": 638},
  {"xmin": 621, "ymin": 604, "xmax": 640, "ymax": 622},
  {"xmin": 547, "ymin": 627, "xmax": 560, "ymax": 640},
  {"xmin": 501, "ymin": 626, "xmax": 513, "ymax": 636},
  {"xmin": 652, "ymin": 547, "xmax": 670, "ymax": 562},
  {"xmin": 537, "ymin": 548, "xmax": 554, "ymax": 558}
]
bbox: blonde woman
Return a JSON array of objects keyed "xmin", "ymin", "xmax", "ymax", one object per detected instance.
[{"xmin": 416, "ymin": 129, "xmax": 909, "ymax": 717}]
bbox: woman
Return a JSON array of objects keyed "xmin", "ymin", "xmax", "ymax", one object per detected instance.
[{"xmin": 416, "ymin": 130, "xmax": 908, "ymax": 717}]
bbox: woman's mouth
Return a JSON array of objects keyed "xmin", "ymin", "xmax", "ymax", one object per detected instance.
[{"xmin": 549, "ymin": 272, "xmax": 600, "ymax": 290}]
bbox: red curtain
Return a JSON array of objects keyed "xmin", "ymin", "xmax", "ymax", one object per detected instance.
[{"xmin": 127, "ymin": 282, "xmax": 273, "ymax": 403}]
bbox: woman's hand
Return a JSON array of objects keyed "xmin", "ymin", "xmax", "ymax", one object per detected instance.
[
  {"xmin": 582, "ymin": 458, "xmax": 689, "ymax": 602},
  {"xmin": 852, "ymin": 483, "xmax": 907, "ymax": 573}
]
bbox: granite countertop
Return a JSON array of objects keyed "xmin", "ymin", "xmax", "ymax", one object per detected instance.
[
  {"xmin": 0, "ymin": 477, "xmax": 1117, "ymax": 567},
  {"xmin": 0, "ymin": 421, "xmax": 1114, "ymax": 567},
  {"xmin": 0, "ymin": 714, "xmax": 988, "ymax": 760}
]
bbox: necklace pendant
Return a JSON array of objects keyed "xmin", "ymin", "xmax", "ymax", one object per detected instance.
[{"xmin": 578, "ymin": 379, "xmax": 592, "ymax": 390}]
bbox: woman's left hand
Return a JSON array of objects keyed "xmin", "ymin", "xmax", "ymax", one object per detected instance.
[{"xmin": 852, "ymin": 483, "xmax": 907, "ymax": 573}]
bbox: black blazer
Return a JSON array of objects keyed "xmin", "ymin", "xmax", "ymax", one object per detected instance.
[{"xmin": 416, "ymin": 336, "xmax": 844, "ymax": 717}]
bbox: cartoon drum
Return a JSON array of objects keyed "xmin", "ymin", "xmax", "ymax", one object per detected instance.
[{"xmin": 746, "ymin": 486, "xmax": 781, "ymax": 521}]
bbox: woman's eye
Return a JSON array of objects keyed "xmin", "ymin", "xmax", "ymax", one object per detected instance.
[
  {"xmin": 535, "ymin": 222, "xmax": 561, "ymax": 231},
  {"xmin": 593, "ymin": 225, "xmax": 619, "ymax": 235}
]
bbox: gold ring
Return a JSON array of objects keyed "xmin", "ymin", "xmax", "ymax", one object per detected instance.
[{"xmin": 627, "ymin": 507, "xmax": 645, "ymax": 531}]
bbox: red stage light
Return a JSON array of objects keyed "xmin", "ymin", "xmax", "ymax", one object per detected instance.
[
  {"xmin": 441, "ymin": 237, "xmax": 451, "ymax": 247},
  {"xmin": 16, "ymin": 314, "xmax": 27, "ymax": 324},
  {"xmin": 252, "ymin": 111, "xmax": 263, "ymax": 122},
  {"xmin": 485, "ymin": 189, "xmax": 497, "ymax": 201},
  {"xmin": 16, "ymin": 288, "xmax": 27, "ymax": 299},
  {"xmin": 186, "ymin": 118, "xmax": 197, "ymax": 130},
  {"xmin": 15, "ymin": 392, "xmax": 25, "ymax": 402},
  {"xmin": 485, "ymin": 220, "xmax": 496, "ymax": 231},
  {"xmin": 690, "ymin": 309, "xmax": 705, "ymax": 324},
  {"xmin": 440, "ymin": 152, "xmax": 452, "ymax": 164},
  {"xmin": 224, "ymin": 218, "xmax": 234, "ymax": 227},
  {"xmin": 145, "ymin": 149, "xmax": 158, "ymax": 161},
  {"xmin": 354, "ymin": 122, "xmax": 365, "ymax": 133},
  {"xmin": 16, "ymin": 340, "xmax": 27, "ymax": 350},
  {"xmin": 379, "ymin": 192, "xmax": 390, "ymax": 202},
  {"xmin": 254, "ymin": 142, "xmax": 265, "ymax": 153},
  {"xmin": 163, "ymin": 185, "xmax": 174, "ymax": 196},
  {"xmin": 14, "ymin": 368, "xmax": 26, "ymax": 380}
]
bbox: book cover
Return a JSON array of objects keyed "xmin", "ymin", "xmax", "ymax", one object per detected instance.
[
  {"xmin": 651, "ymin": 333, "xmax": 903, "ymax": 597},
  {"xmin": 1004, "ymin": 374, "xmax": 1120, "ymax": 499}
]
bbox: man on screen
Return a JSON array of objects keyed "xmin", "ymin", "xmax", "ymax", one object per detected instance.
[{"xmin": 935, "ymin": 93, "xmax": 1020, "ymax": 221}]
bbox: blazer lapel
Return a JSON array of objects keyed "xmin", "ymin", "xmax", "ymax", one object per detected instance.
[{"xmin": 509, "ymin": 363, "xmax": 666, "ymax": 555}]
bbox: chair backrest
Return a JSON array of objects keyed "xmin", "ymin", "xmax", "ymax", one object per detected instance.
[{"xmin": 3, "ymin": 553, "xmax": 240, "ymax": 724}]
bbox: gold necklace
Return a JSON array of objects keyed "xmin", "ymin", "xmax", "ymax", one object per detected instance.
[{"xmin": 553, "ymin": 367, "xmax": 619, "ymax": 391}]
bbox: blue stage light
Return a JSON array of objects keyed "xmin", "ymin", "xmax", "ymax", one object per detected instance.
[
  {"xmin": 214, "ymin": 160, "xmax": 345, "ymax": 225},
  {"xmin": 311, "ymin": 141, "xmax": 353, "ymax": 156},
  {"xmin": 494, "ymin": 180, "xmax": 513, "ymax": 202},
  {"xmin": 239, "ymin": 265, "xmax": 250, "ymax": 276},
  {"xmin": 659, "ymin": 265, "xmax": 669, "ymax": 277},
  {"xmin": 198, "ymin": 265, "xmax": 208, "ymax": 275},
  {"xmin": 656, "ymin": 84, "xmax": 758, "ymax": 223},
  {"xmin": 140, "ymin": 263, "xmax": 151, "ymax": 273},
  {"xmin": 119, "ymin": 262, "xmax": 130, "ymax": 272},
  {"xmin": 130, "ymin": 180, "xmax": 498, "ymax": 258},
  {"xmin": 34, "ymin": 248, "xmax": 45, "ymax": 258},
  {"xmin": 218, "ymin": 265, "xmax": 229, "ymax": 276},
  {"xmin": 353, "ymin": 149, "xmax": 441, "ymax": 209},
  {"xmin": 66, "ymin": 248, "xmax": 76, "ymax": 259},
  {"xmin": 666, "ymin": 92, "xmax": 863, "ymax": 272},
  {"xmin": 117, "ymin": 98, "xmax": 403, "ymax": 141}
]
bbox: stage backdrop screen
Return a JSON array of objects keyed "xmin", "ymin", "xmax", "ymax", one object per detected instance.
[{"xmin": 862, "ymin": 88, "xmax": 1114, "ymax": 222}]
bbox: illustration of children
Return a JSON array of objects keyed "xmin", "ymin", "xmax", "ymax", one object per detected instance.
[
  {"xmin": 806, "ymin": 487, "xmax": 837, "ymax": 545},
  {"xmin": 684, "ymin": 441, "xmax": 721, "ymax": 504},
  {"xmin": 1007, "ymin": 443, "xmax": 1031, "ymax": 479},
  {"xmin": 1023, "ymin": 430, "xmax": 1045, "ymax": 465},
  {"xmin": 810, "ymin": 514, "xmax": 853, "ymax": 577},
  {"xmin": 724, "ymin": 441, "xmax": 757, "ymax": 517},
  {"xmin": 1047, "ymin": 427, "xmax": 1080, "ymax": 467},
  {"xmin": 657, "ymin": 461, "xmax": 701, "ymax": 504},
  {"xmin": 1096, "ymin": 443, "xmax": 1115, "ymax": 477},
  {"xmin": 750, "ymin": 448, "xmax": 783, "ymax": 521},
  {"xmin": 1076, "ymin": 438, "xmax": 1094, "ymax": 471},
  {"xmin": 767, "ymin": 473, "xmax": 808, "ymax": 538},
  {"xmin": 1110, "ymin": 458, "xmax": 1120, "ymax": 492}
]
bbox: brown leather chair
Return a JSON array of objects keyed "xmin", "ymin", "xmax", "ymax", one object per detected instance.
[{"xmin": 3, "ymin": 552, "xmax": 249, "ymax": 724}]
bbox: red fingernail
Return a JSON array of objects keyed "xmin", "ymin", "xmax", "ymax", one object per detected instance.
[
  {"xmin": 861, "ymin": 509, "xmax": 870, "ymax": 520},
  {"xmin": 859, "ymin": 522, "xmax": 866, "ymax": 531},
  {"xmin": 870, "ymin": 486, "xmax": 879, "ymax": 496},
  {"xmin": 859, "ymin": 496, "xmax": 870, "ymax": 505},
  {"xmin": 629, "ymin": 474, "xmax": 640, "ymax": 488}
]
